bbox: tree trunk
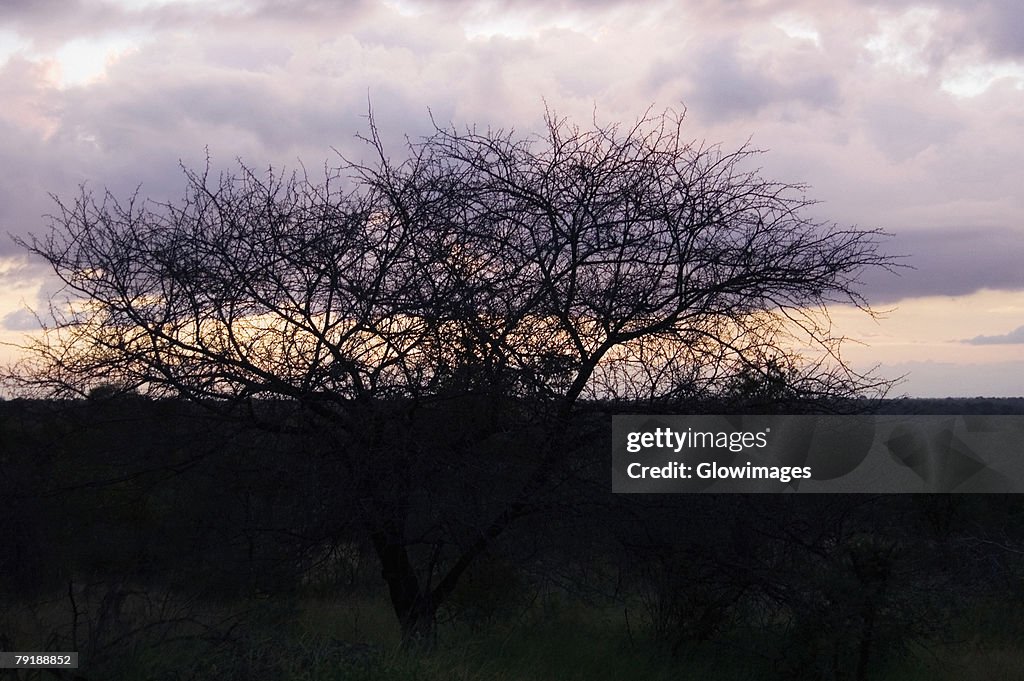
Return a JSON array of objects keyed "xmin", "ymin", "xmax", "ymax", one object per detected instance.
[{"xmin": 371, "ymin": 530, "xmax": 437, "ymax": 648}]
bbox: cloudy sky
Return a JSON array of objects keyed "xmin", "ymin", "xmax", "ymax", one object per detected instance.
[{"xmin": 1, "ymin": 0, "xmax": 1022, "ymax": 397}]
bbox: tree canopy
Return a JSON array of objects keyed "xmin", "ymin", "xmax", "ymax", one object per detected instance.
[{"xmin": 11, "ymin": 108, "xmax": 894, "ymax": 409}]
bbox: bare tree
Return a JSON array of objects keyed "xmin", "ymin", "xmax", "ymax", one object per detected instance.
[{"xmin": 8, "ymin": 107, "xmax": 897, "ymax": 643}]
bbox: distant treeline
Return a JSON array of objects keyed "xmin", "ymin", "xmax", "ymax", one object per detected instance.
[{"xmin": 875, "ymin": 396, "xmax": 1024, "ymax": 414}]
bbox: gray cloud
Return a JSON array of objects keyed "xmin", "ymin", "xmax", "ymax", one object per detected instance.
[
  {"xmin": 0, "ymin": 1, "xmax": 147, "ymax": 50},
  {"xmin": 862, "ymin": 98, "xmax": 961, "ymax": 163},
  {"xmin": 687, "ymin": 41, "xmax": 840, "ymax": 119},
  {"xmin": 0, "ymin": 308, "xmax": 41, "ymax": 332},
  {"xmin": 963, "ymin": 325, "xmax": 1024, "ymax": 346},
  {"xmin": 923, "ymin": 0, "xmax": 1024, "ymax": 59},
  {"xmin": 861, "ymin": 0, "xmax": 1024, "ymax": 59},
  {"xmin": 857, "ymin": 227, "xmax": 1024, "ymax": 305},
  {"xmin": 689, "ymin": 43, "xmax": 780, "ymax": 118},
  {"xmin": 981, "ymin": 0, "xmax": 1024, "ymax": 57}
]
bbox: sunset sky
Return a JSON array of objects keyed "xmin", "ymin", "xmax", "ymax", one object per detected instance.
[{"xmin": 1, "ymin": 0, "xmax": 1022, "ymax": 397}]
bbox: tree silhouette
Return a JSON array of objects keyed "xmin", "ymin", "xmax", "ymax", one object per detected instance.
[{"xmin": 9, "ymin": 107, "xmax": 896, "ymax": 642}]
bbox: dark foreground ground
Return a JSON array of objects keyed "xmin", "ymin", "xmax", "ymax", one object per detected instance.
[{"xmin": 2, "ymin": 397, "xmax": 1023, "ymax": 680}]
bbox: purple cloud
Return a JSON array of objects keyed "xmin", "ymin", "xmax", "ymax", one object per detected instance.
[{"xmin": 964, "ymin": 325, "xmax": 1024, "ymax": 345}]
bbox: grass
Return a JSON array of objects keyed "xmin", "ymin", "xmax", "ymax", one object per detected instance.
[
  {"xmin": 880, "ymin": 645, "xmax": 1024, "ymax": 681},
  {"xmin": 5, "ymin": 587, "xmax": 1024, "ymax": 680}
]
